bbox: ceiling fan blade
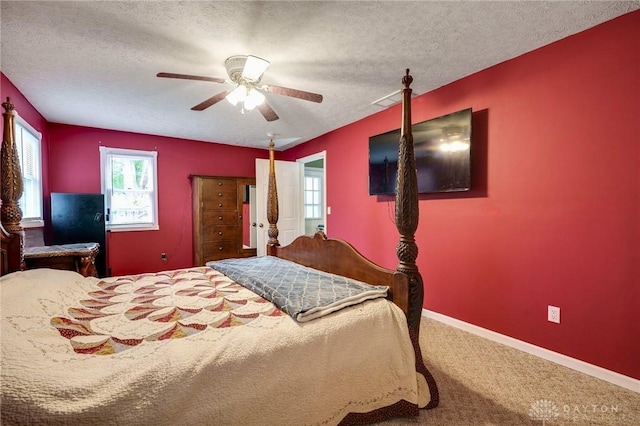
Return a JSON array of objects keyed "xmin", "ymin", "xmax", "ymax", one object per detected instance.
[
  {"xmin": 257, "ymin": 102, "xmax": 279, "ymax": 122},
  {"xmin": 261, "ymin": 85, "xmax": 323, "ymax": 103},
  {"xmin": 191, "ymin": 91, "xmax": 231, "ymax": 111},
  {"xmin": 157, "ymin": 72, "xmax": 226, "ymax": 84}
]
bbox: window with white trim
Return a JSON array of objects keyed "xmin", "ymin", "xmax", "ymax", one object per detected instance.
[
  {"xmin": 100, "ymin": 147, "xmax": 158, "ymax": 231},
  {"xmin": 15, "ymin": 115, "xmax": 44, "ymax": 227},
  {"xmin": 304, "ymin": 173, "xmax": 323, "ymax": 219}
]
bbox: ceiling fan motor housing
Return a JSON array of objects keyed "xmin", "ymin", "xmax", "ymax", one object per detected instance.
[{"xmin": 225, "ymin": 55, "xmax": 248, "ymax": 84}]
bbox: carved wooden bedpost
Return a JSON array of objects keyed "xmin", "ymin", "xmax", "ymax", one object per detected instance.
[
  {"xmin": 1, "ymin": 97, "xmax": 25, "ymax": 273},
  {"xmin": 266, "ymin": 137, "xmax": 280, "ymax": 256},
  {"xmin": 395, "ymin": 70, "xmax": 424, "ymax": 336}
]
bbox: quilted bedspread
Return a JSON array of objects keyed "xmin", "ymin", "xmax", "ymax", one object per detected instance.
[{"xmin": 0, "ymin": 267, "xmax": 430, "ymax": 425}]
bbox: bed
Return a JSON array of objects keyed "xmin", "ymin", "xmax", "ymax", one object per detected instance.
[{"xmin": 0, "ymin": 70, "xmax": 439, "ymax": 425}]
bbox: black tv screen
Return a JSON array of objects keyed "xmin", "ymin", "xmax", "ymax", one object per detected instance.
[{"xmin": 369, "ymin": 107, "xmax": 472, "ymax": 195}]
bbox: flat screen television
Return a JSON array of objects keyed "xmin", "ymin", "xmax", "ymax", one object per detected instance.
[{"xmin": 369, "ymin": 107, "xmax": 472, "ymax": 195}]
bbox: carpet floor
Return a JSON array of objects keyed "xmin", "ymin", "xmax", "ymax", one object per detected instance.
[{"xmin": 378, "ymin": 317, "xmax": 639, "ymax": 425}]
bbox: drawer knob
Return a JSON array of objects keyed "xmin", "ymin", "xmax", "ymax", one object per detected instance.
[
  {"xmin": 218, "ymin": 203, "xmax": 223, "ymax": 208},
  {"xmin": 218, "ymin": 182, "xmax": 223, "ymax": 186},
  {"xmin": 218, "ymin": 231, "xmax": 223, "ymax": 236},
  {"xmin": 218, "ymin": 193, "xmax": 223, "ymax": 197},
  {"xmin": 218, "ymin": 246, "xmax": 224, "ymax": 251},
  {"xmin": 218, "ymin": 216, "xmax": 223, "ymax": 220}
]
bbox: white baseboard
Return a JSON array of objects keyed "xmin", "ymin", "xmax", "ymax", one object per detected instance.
[{"xmin": 422, "ymin": 309, "xmax": 640, "ymax": 393}]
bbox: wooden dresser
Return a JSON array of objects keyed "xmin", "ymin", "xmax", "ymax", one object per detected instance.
[{"xmin": 192, "ymin": 175, "xmax": 256, "ymax": 265}]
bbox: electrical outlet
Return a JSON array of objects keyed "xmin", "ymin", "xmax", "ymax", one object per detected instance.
[
  {"xmin": 548, "ymin": 305, "xmax": 560, "ymax": 324},
  {"xmin": 161, "ymin": 252, "xmax": 167, "ymax": 261}
]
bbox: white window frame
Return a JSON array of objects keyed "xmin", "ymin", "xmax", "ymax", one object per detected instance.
[
  {"xmin": 99, "ymin": 146, "xmax": 159, "ymax": 232},
  {"xmin": 15, "ymin": 113, "xmax": 44, "ymax": 228},
  {"xmin": 303, "ymin": 169, "xmax": 323, "ymax": 220}
]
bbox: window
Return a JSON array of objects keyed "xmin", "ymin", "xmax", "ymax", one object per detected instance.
[
  {"xmin": 15, "ymin": 115, "xmax": 43, "ymax": 227},
  {"xmin": 100, "ymin": 147, "xmax": 158, "ymax": 231},
  {"xmin": 304, "ymin": 174, "xmax": 322, "ymax": 219}
]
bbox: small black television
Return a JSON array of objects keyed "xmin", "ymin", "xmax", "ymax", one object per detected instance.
[{"xmin": 368, "ymin": 107, "xmax": 472, "ymax": 195}]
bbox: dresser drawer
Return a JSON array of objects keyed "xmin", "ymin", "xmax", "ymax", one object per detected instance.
[
  {"xmin": 202, "ymin": 195, "xmax": 238, "ymax": 210},
  {"xmin": 202, "ymin": 177, "xmax": 236, "ymax": 192},
  {"xmin": 202, "ymin": 210, "xmax": 239, "ymax": 225},
  {"xmin": 203, "ymin": 242, "xmax": 238, "ymax": 261},
  {"xmin": 202, "ymin": 179, "xmax": 238, "ymax": 206},
  {"xmin": 202, "ymin": 225, "xmax": 239, "ymax": 242},
  {"xmin": 203, "ymin": 198, "xmax": 237, "ymax": 210}
]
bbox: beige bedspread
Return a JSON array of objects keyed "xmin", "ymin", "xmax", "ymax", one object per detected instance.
[{"xmin": 1, "ymin": 267, "xmax": 429, "ymax": 425}]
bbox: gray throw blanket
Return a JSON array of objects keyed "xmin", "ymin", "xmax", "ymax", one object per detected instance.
[{"xmin": 207, "ymin": 256, "xmax": 389, "ymax": 322}]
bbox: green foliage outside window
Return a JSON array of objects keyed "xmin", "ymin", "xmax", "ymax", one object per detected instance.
[{"xmin": 110, "ymin": 158, "xmax": 150, "ymax": 190}]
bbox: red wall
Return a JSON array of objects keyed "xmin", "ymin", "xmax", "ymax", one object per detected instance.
[
  {"xmin": 283, "ymin": 11, "xmax": 640, "ymax": 379},
  {"xmin": 0, "ymin": 73, "xmax": 50, "ymax": 212},
  {"xmin": 3, "ymin": 11, "xmax": 638, "ymax": 380},
  {"xmin": 47, "ymin": 124, "xmax": 267, "ymax": 275}
]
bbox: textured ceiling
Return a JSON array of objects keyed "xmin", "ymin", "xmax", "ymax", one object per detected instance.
[{"xmin": 1, "ymin": 1, "xmax": 638, "ymax": 150}]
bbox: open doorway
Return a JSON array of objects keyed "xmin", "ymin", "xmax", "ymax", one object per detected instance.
[
  {"xmin": 298, "ymin": 151, "xmax": 326, "ymax": 236},
  {"xmin": 255, "ymin": 151, "xmax": 327, "ymax": 256}
]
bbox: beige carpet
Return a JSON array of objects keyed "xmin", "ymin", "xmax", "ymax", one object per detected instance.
[{"xmin": 379, "ymin": 317, "xmax": 640, "ymax": 425}]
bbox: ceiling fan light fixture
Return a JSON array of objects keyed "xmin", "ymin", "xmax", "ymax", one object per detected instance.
[
  {"xmin": 242, "ymin": 55, "xmax": 270, "ymax": 82},
  {"xmin": 225, "ymin": 84, "xmax": 266, "ymax": 110},
  {"xmin": 226, "ymin": 84, "xmax": 247, "ymax": 106},
  {"xmin": 243, "ymin": 88, "xmax": 265, "ymax": 110}
]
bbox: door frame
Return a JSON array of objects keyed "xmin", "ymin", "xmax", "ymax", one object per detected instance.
[{"xmin": 297, "ymin": 150, "xmax": 327, "ymax": 235}]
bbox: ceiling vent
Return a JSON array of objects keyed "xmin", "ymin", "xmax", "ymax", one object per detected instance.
[{"xmin": 371, "ymin": 89, "xmax": 416, "ymax": 108}]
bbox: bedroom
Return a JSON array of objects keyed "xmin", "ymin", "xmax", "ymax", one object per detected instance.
[{"xmin": 1, "ymin": 1, "xmax": 638, "ymax": 422}]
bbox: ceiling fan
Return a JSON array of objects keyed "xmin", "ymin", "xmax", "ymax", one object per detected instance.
[{"xmin": 157, "ymin": 55, "xmax": 323, "ymax": 122}]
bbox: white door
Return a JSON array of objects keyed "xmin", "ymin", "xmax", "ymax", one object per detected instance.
[
  {"xmin": 249, "ymin": 185, "xmax": 257, "ymax": 249},
  {"xmin": 255, "ymin": 158, "xmax": 302, "ymax": 256}
]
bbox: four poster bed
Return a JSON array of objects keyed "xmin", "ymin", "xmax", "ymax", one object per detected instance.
[{"xmin": 0, "ymin": 70, "xmax": 438, "ymax": 425}]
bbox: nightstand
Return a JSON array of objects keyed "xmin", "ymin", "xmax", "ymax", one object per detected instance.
[{"xmin": 24, "ymin": 243, "xmax": 100, "ymax": 277}]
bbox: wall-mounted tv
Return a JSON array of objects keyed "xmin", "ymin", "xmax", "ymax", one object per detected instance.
[{"xmin": 369, "ymin": 107, "xmax": 472, "ymax": 195}]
